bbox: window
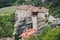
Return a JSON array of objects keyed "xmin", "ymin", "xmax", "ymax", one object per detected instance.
[
  {"xmin": 26, "ymin": 17, "xmax": 32, "ymax": 22},
  {"xmin": 25, "ymin": 23, "xmax": 33, "ymax": 29}
]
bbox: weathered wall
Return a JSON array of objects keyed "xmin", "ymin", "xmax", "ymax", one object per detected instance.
[{"xmin": 32, "ymin": 16, "xmax": 38, "ymax": 29}]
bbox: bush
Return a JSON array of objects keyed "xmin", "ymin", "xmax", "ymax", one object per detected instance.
[
  {"xmin": 0, "ymin": 13, "xmax": 15, "ymax": 38},
  {"xmin": 26, "ymin": 26, "xmax": 60, "ymax": 40},
  {"xmin": 42, "ymin": 27, "xmax": 60, "ymax": 40}
]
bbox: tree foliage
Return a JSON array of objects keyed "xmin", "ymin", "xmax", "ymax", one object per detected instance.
[
  {"xmin": 0, "ymin": 0, "xmax": 42, "ymax": 8},
  {"xmin": 27, "ymin": 26, "xmax": 60, "ymax": 40},
  {"xmin": 0, "ymin": 0, "xmax": 16, "ymax": 8},
  {"xmin": 0, "ymin": 13, "xmax": 15, "ymax": 38},
  {"xmin": 43, "ymin": 0, "xmax": 60, "ymax": 18}
]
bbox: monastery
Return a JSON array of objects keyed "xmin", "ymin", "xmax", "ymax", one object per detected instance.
[{"xmin": 13, "ymin": 5, "xmax": 56, "ymax": 39}]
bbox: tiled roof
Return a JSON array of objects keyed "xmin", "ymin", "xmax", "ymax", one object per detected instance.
[
  {"xmin": 40, "ymin": 7, "xmax": 48, "ymax": 13},
  {"xmin": 19, "ymin": 29, "xmax": 36, "ymax": 38},
  {"xmin": 31, "ymin": 7, "xmax": 40, "ymax": 12},
  {"xmin": 17, "ymin": 5, "xmax": 48, "ymax": 13},
  {"xmin": 17, "ymin": 5, "xmax": 32, "ymax": 10}
]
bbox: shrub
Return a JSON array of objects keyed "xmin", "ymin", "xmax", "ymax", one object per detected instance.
[
  {"xmin": 0, "ymin": 13, "xmax": 15, "ymax": 38},
  {"xmin": 42, "ymin": 27, "xmax": 60, "ymax": 40},
  {"xmin": 26, "ymin": 26, "xmax": 60, "ymax": 40}
]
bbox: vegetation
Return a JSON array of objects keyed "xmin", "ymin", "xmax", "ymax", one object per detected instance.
[
  {"xmin": 0, "ymin": 7, "xmax": 15, "ymax": 38},
  {"xmin": 0, "ymin": 14, "xmax": 14, "ymax": 38},
  {"xmin": 0, "ymin": 0, "xmax": 42, "ymax": 8},
  {"xmin": 0, "ymin": 0, "xmax": 60, "ymax": 39},
  {"xmin": 43, "ymin": 0, "xmax": 60, "ymax": 18},
  {"xmin": 0, "ymin": 0, "xmax": 16, "ymax": 8},
  {"xmin": 26, "ymin": 26, "xmax": 60, "ymax": 40}
]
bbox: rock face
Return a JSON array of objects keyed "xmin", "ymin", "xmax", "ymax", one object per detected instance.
[
  {"xmin": 48, "ymin": 15, "xmax": 56, "ymax": 22},
  {"xmin": 13, "ymin": 5, "xmax": 49, "ymax": 36}
]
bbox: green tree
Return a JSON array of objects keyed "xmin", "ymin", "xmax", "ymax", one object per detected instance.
[
  {"xmin": 0, "ymin": 13, "xmax": 14, "ymax": 38},
  {"xmin": 43, "ymin": 0, "xmax": 60, "ymax": 17},
  {"xmin": 26, "ymin": 26, "xmax": 60, "ymax": 40},
  {"xmin": 0, "ymin": 0, "xmax": 16, "ymax": 8}
]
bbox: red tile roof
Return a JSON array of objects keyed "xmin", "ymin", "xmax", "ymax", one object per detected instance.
[
  {"xmin": 17, "ymin": 5, "xmax": 48, "ymax": 13},
  {"xmin": 19, "ymin": 29, "xmax": 36, "ymax": 38},
  {"xmin": 17, "ymin": 5, "xmax": 32, "ymax": 10},
  {"xmin": 31, "ymin": 7, "xmax": 40, "ymax": 12}
]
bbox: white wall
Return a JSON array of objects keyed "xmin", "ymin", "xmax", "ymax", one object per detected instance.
[
  {"xmin": 32, "ymin": 16, "xmax": 38, "ymax": 29},
  {"xmin": 38, "ymin": 13, "xmax": 46, "ymax": 26},
  {"xmin": 38, "ymin": 13, "xmax": 46, "ymax": 19}
]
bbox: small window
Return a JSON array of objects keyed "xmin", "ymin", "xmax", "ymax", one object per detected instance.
[
  {"xmin": 32, "ymin": 12, "xmax": 38, "ymax": 16},
  {"xmin": 26, "ymin": 17, "xmax": 32, "ymax": 22},
  {"xmin": 25, "ymin": 23, "xmax": 33, "ymax": 29}
]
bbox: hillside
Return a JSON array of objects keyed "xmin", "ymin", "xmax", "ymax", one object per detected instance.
[
  {"xmin": 0, "ymin": 6, "xmax": 16, "ymax": 38},
  {"xmin": 0, "ymin": 6, "xmax": 16, "ymax": 16},
  {"xmin": 43, "ymin": 0, "xmax": 60, "ymax": 18}
]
